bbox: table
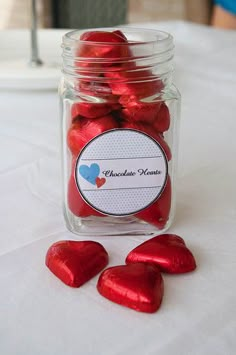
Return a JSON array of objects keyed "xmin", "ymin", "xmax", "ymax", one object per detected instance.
[{"xmin": 1, "ymin": 22, "xmax": 236, "ymax": 355}]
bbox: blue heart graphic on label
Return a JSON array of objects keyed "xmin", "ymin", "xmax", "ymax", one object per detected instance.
[{"xmin": 79, "ymin": 163, "xmax": 100, "ymax": 185}]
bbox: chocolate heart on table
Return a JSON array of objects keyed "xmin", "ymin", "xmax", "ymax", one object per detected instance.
[
  {"xmin": 46, "ymin": 240, "xmax": 108, "ymax": 287},
  {"xmin": 136, "ymin": 175, "xmax": 171, "ymax": 229},
  {"xmin": 97, "ymin": 263, "xmax": 164, "ymax": 313},
  {"xmin": 126, "ymin": 234, "xmax": 196, "ymax": 274}
]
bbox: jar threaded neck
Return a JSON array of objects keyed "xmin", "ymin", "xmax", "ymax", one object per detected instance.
[{"xmin": 62, "ymin": 27, "xmax": 174, "ymax": 84}]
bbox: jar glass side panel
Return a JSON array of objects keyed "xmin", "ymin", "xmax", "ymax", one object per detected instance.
[{"xmin": 60, "ymin": 83, "xmax": 180, "ymax": 236}]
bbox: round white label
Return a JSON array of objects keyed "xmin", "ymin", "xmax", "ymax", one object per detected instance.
[{"xmin": 75, "ymin": 129, "xmax": 168, "ymax": 216}]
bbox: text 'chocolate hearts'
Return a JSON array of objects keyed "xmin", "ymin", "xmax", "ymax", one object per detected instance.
[
  {"xmin": 97, "ymin": 263, "xmax": 164, "ymax": 313},
  {"xmin": 46, "ymin": 240, "xmax": 108, "ymax": 287},
  {"xmin": 126, "ymin": 234, "xmax": 196, "ymax": 274}
]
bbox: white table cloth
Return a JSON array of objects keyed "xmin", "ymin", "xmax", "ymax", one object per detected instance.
[{"xmin": 1, "ymin": 22, "xmax": 236, "ymax": 355}]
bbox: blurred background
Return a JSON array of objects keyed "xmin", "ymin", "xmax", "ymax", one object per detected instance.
[
  {"xmin": 0, "ymin": 0, "xmax": 235, "ymax": 89},
  {"xmin": 0, "ymin": 0, "xmax": 215, "ymax": 30}
]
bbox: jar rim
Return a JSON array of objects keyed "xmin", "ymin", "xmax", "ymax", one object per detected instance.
[
  {"xmin": 63, "ymin": 27, "xmax": 173, "ymax": 47},
  {"xmin": 62, "ymin": 27, "xmax": 174, "ymax": 82}
]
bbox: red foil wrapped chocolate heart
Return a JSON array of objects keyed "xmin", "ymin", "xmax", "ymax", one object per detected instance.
[
  {"xmin": 76, "ymin": 30, "xmax": 130, "ymax": 98},
  {"xmin": 77, "ymin": 30, "xmax": 129, "ymax": 67},
  {"xmin": 67, "ymin": 172, "xmax": 103, "ymax": 217},
  {"xmin": 71, "ymin": 102, "xmax": 114, "ymax": 120},
  {"xmin": 67, "ymin": 114, "xmax": 119, "ymax": 156},
  {"xmin": 121, "ymin": 121, "xmax": 172, "ymax": 161},
  {"xmin": 97, "ymin": 263, "xmax": 164, "ymax": 313},
  {"xmin": 152, "ymin": 103, "xmax": 170, "ymax": 133},
  {"xmin": 119, "ymin": 96, "xmax": 162, "ymax": 124},
  {"xmin": 105, "ymin": 66, "xmax": 163, "ymax": 97},
  {"xmin": 67, "ymin": 119, "xmax": 87, "ymax": 156},
  {"xmin": 46, "ymin": 240, "xmax": 109, "ymax": 287},
  {"xmin": 136, "ymin": 175, "xmax": 171, "ymax": 229},
  {"xmin": 126, "ymin": 234, "xmax": 196, "ymax": 274}
]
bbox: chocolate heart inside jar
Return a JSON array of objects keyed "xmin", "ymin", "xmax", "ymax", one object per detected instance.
[{"xmin": 60, "ymin": 28, "xmax": 180, "ymax": 236}]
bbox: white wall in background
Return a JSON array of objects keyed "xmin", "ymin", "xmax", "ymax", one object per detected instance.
[
  {"xmin": 0, "ymin": 0, "xmax": 51, "ymax": 29},
  {"xmin": 128, "ymin": 0, "xmax": 186, "ymax": 23},
  {"xmin": 0, "ymin": 0, "xmax": 211, "ymax": 29}
]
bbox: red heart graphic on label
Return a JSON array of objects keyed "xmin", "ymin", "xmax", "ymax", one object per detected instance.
[
  {"xmin": 46, "ymin": 240, "xmax": 108, "ymax": 287},
  {"xmin": 97, "ymin": 263, "xmax": 164, "ymax": 313},
  {"xmin": 96, "ymin": 177, "xmax": 106, "ymax": 188},
  {"xmin": 126, "ymin": 234, "xmax": 196, "ymax": 274}
]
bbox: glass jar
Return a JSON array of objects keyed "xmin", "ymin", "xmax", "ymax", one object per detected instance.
[{"xmin": 60, "ymin": 27, "xmax": 180, "ymax": 236}]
